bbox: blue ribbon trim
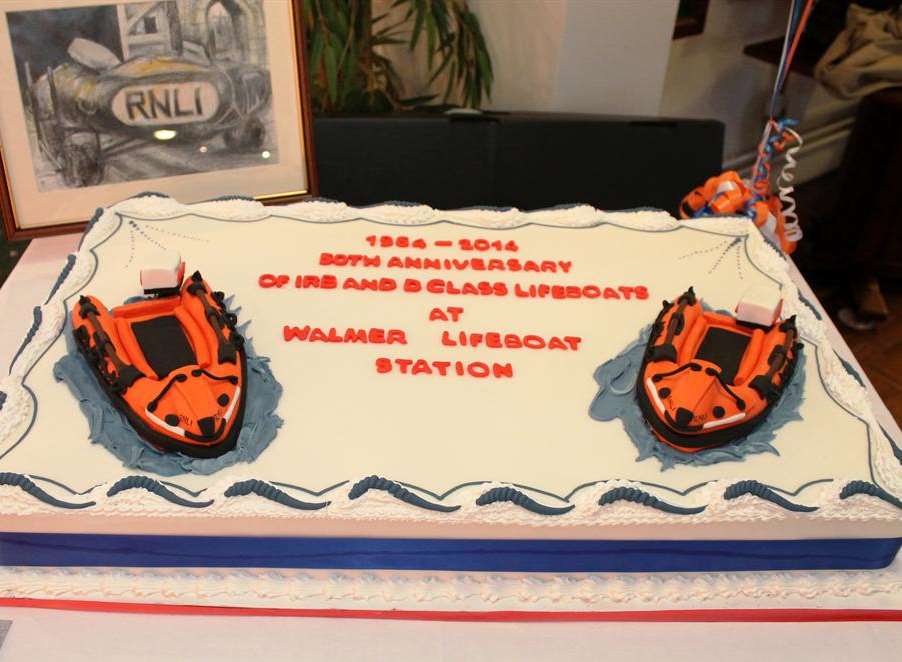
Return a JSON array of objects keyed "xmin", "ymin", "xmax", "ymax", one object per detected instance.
[{"xmin": 0, "ymin": 533, "xmax": 898, "ymax": 572}]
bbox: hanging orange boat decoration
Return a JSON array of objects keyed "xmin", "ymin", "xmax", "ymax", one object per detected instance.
[
  {"xmin": 636, "ymin": 287, "xmax": 801, "ymax": 451},
  {"xmin": 71, "ymin": 265, "xmax": 246, "ymax": 457}
]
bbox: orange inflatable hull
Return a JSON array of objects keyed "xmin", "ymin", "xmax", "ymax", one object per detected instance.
[
  {"xmin": 71, "ymin": 271, "xmax": 246, "ymax": 457},
  {"xmin": 637, "ymin": 288, "xmax": 800, "ymax": 451}
]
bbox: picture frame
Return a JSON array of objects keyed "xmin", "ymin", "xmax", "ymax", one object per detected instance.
[{"xmin": 0, "ymin": 0, "xmax": 318, "ymax": 240}]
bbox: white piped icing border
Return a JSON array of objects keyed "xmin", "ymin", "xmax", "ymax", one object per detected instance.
[
  {"xmin": 1, "ymin": 559, "xmax": 900, "ymax": 611},
  {"xmin": 0, "ymin": 194, "xmax": 900, "ymax": 527}
]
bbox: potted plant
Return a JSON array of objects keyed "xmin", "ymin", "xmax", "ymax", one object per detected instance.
[{"xmin": 302, "ymin": 0, "xmax": 493, "ymax": 113}]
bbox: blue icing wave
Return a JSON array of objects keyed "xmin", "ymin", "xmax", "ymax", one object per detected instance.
[
  {"xmin": 882, "ymin": 427, "xmax": 902, "ymax": 465},
  {"xmin": 77, "ymin": 207, "xmax": 105, "ymax": 250},
  {"xmin": 53, "ymin": 319, "xmax": 283, "ymax": 477},
  {"xmin": 348, "ymin": 476, "xmax": 460, "ymax": 512},
  {"xmin": 796, "ymin": 290, "xmax": 823, "ymax": 321},
  {"xmin": 0, "ymin": 391, "xmax": 5, "ymax": 411},
  {"xmin": 835, "ymin": 352, "xmax": 865, "ymax": 388},
  {"xmin": 475, "ymin": 486, "xmax": 574, "ymax": 515},
  {"xmin": 597, "ymin": 486, "xmax": 705, "ymax": 515},
  {"xmin": 0, "ymin": 472, "xmax": 95, "ymax": 509},
  {"xmin": 723, "ymin": 480, "xmax": 817, "ymax": 512},
  {"xmin": 44, "ymin": 254, "xmax": 76, "ymax": 304},
  {"xmin": 840, "ymin": 480, "xmax": 902, "ymax": 510},
  {"xmin": 106, "ymin": 476, "xmax": 212, "ymax": 508},
  {"xmin": 589, "ymin": 324, "xmax": 806, "ymax": 470},
  {"xmin": 9, "ymin": 307, "xmax": 42, "ymax": 373},
  {"xmin": 225, "ymin": 479, "xmax": 329, "ymax": 510}
]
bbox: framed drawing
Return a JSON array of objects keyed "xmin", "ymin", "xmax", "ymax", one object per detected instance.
[{"xmin": 0, "ymin": 0, "xmax": 317, "ymax": 240}]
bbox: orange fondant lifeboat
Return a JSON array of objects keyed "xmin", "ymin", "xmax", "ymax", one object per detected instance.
[
  {"xmin": 637, "ymin": 287, "xmax": 800, "ymax": 451},
  {"xmin": 71, "ymin": 268, "xmax": 246, "ymax": 457}
]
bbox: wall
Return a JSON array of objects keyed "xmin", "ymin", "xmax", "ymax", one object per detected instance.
[
  {"xmin": 384, "ymin": 0, "xmax": 854, "ymax": 181},
  {"xmin": 471, "ymin": 0, "xmax": 679, "ymax": 116},
  {"xmin": 385, "ymin": 0, "xmax": 679, "ymax": 116},
  {"xmin": 660, "ymin": 0, "xmax": 856, "ymax": 174}
]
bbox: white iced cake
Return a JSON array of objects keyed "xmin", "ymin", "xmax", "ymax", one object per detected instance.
[{"xmin": 0, "ymin": 194, "xmax": 899, "ymax": 614}]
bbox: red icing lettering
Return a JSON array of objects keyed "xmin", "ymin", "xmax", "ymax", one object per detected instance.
[
  {"xmin": 492, "ymin": 363, "xmax": 514, "ymax": 378},
  {"xmin": 411, "ymin": 359, "xmax": 431, "ymax": 375},
  {"xmin": 523, "ymin": 335, "xmax": 545, "ymax": 349},
  {"xmin": 283, "ymin": 325, "xmax": 310, "ymax": 341},
  {"xmin": 386, "ymin": 329, "xmax": 406, "ymax": 345},
  {"xmin": 344, "ymin": 328, "xmax": 368, "ymax": 343},
  {"xmin": 618, "ymin": 285, "xmax": 635, "ymax": 300},
  {"xmin": 259, "ymin": 274, "xmax": 289, "ymax": 288}
]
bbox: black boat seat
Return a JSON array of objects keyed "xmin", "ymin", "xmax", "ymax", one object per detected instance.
[
  {"xmin": 129, "ymin": 315, "xmax": 197, "ymax": 379},
  {"xmin": 677, "ymin": 314, "xmax": 767, "ymax": 386}
]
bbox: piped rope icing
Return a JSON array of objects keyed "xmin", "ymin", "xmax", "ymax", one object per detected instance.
[
  {"xmin": 0, "ymin": 472, "xmax": 94, "ymax": 509},
  {"xmin": 839, "ymin": 480, "xmax": 902, "ymax": 510},
  {"xmin": 476, "ymin": 486, "xmax": 574, "ymax": 515},
  {"xmin": 597, "ymin": 486, "xmax": 706, "ymax": 515},
  {"xmin": 348, "ymin": 475, "xmax": 460, "ymax": 512},
  {"xmin": 8, "ymin": 308, "xmax": 42, "ymax": 374},
  {"xmin": 224, "ymin": 479, "xmax": 329, "ymax": 510},
  {"xmin": 723, "ymin": 480, "xmax": 817, "ymax": 513},
  {"xmin": 44, "ymin": 254, "xmax": 76, "ymax": 305},
  {"xmin": 105, "ymin": 476, "xmax": 213, "ymax": 508}
]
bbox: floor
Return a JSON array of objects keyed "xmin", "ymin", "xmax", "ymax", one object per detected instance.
[{"xmin": 0, "ymin": 176, "xmax": 899, "ymax": 425}]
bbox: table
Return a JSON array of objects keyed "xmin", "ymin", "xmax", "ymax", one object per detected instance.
[{"xmin": 0, "ymin": 235, "xmax": 899, "ymax": 660}]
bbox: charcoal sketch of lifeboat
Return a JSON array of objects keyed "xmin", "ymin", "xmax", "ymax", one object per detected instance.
[{"xmin": 25, "ymin": 37, "xmax": 271, "ymax": 188}]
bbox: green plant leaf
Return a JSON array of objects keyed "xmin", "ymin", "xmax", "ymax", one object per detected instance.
[
  {"xmin": 410, "ymin": 0, "xmax": 426, "ymax": 51},
  {"xmin": 373, "ymin": 36, "xmax": 406, "ymax": 46},
  {"xmin": 425, "ymin": 7, "xmax": 437, "ymax": 69},
  {"xmin": 309, "ymin": 28, "xmax": 324, "ymax": 72},
  {"xmin": 322, "ymin": 36, "xmax": 339, "ymax": 105},
  {"xmin": 427, "ymin": 48, "xmax": 453, "ymax": 84},
  {"xmin": 307, "ymin": 0, "xmax": 493, "ymax": 113}
]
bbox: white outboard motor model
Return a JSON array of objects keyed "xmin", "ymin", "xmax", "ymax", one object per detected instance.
[
  {"xmin": 140, "ymin": 252, "xmax": 185, "ymax": 297},
  {"xmin": 736, "ymin": 285, "xmax": 783, "ymax": 327}
]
